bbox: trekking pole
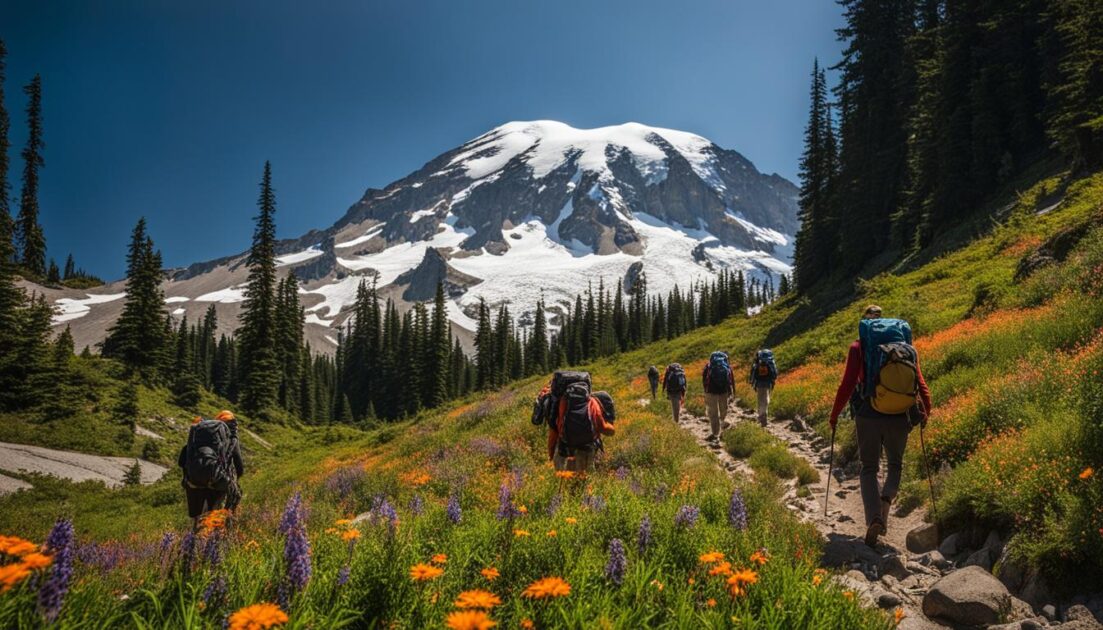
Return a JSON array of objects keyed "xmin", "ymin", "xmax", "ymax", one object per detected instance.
[
  {"xmin": 824, "ymin": 423, "xmax": 836, "ymax": 517},
  {"xmin": 919, "ymin": 424, "xmax": 939, "ymax": 524}
]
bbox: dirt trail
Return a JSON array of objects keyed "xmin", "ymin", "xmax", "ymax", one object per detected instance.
[{"xmin": 660, "ymin": 398, "xmax": 948, "ymax": 629}]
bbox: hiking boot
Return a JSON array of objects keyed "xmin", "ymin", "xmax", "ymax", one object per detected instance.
[
  {"xmin": 880, "ymin": 498, "xmax": 892, "ymax": 534},
  {"xmin": 864, "ymin": 519, "xmax": 884, "ymax": 547}
]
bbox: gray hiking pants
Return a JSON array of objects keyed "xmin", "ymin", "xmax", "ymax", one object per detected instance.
[
  {"xmin": 669, "ymin": 395, "xmax": 682, "ymax": 423},
  {"xmin": 855, "ymin": 415, "xmax": 911, "ymax": 527},
  {"xmin": 756, "ymin": 385, "xmax": 770, "ymax": 426}
]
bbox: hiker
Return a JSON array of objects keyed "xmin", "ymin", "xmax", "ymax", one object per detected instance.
[
  {"xmin": 534, "ymin": 371, "xmax": 615, "ymax": 473},
  {"xmin": 662, "ymin": 363, "xmax": 687, "ymax": 422},
  {"xmin": 829, "ymin": 305, "xmax": 931, "ymax": 547},
  {"xmin": 750, "ymin": 349, "xmax": 778, "ymax": 427},
  {"xmin": 178, "ymin": 410, "xmax": 245, "ymax": 529},
  {"xmin": 647, "ymin": 365, "xmax": 660, "ymax": 399},
  {"xmin": 702, "ymin": 351, "xmax": 736, "ymax": 441}
]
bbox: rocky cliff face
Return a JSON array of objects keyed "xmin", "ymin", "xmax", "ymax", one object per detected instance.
[{"xmin": 47, "ymin": 121, "xmax": 799, "ymax": 353}]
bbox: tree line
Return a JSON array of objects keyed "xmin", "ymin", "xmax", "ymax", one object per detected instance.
[{"xmin": 793, "ymin": 0, "xmax": 1103, "ymax": 293}]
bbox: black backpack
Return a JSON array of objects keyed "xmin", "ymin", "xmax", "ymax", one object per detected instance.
[
  {"xmin": 559, "ymin": 381, "xmax": 598, "ymax": 448},
  {"xmin": 664, "ymin": 363, "xmax": 687, "ymax": 395},
  {"xmin": 704, "ymin": 351, "xmax": 733, "ymax": 394},
  {"xmin": 532, "ymin": 371, "xmax": 593, "ymax": 426},
  {"xmin": 592, "ymin": 390, "xmax": 616, "ymax": 424},
  {"xmin": 184, "ymin": 419, "xmax": 233, "ymax": 491}
]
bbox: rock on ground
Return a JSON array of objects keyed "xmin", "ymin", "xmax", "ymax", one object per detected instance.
[
  {"xmin": 923, "ymin": 566, "xmax": 1011, "ymax": 627},
  {"xmin": 906, "ymin": 522, "xmax": 940, "ymax": 553},
  {"xmin": 0, "ymin": 472, "xmax": 33, "ymax": 495},
  {"xmin": 0, "ymin": 441, "xmax": 168, "ymax": 488}
]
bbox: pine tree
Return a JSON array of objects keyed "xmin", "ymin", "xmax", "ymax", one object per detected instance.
[
  {"xmin": 0, "ymin": 40, "xmax": 24, "ymax": 407},
  {"xmin": 15, "ymin": 75, "xmax": 46, "ymax": 276},
  {"xmin": 1047, "ymin": 0, "xmax": 1103, "ymax": 167},
  {"xmin": 474, "ymin": 299, "xmax": 494, "ymax": 390},
  {"xmin": 793, "ymin": 59, "xmax": 837, "ymax": 292},
  {"xmin": 426, "ymin": 282, "xmax": 451, "ymax": 407},
  {"xmin": 102, "ymin": 219, "xmax": 167, "ymax": 381},
  {"xmin": 123, "ymin": 460, "xmax": 142, "ymax": 486},
  {"xmin": 46, "ymin": 258, "xmax": 59, "ymax": 283},
  {"xmin": 62, "ymin": 253, "xmax": 75, "ymax": 280},
  {"xmin": 237, "ymin": 162, "xmax": 281, "ymax": 417},
  {"xmin": 274, "ymin": 274, "xmax": 303, "ymax": 415},
  {"xmin": 527, "ymin": 299, "xmax": 548, "ymax": 376}
]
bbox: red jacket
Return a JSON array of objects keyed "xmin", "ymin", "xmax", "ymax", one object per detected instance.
[{"xmin": 829, "ymin": 340, "xmax": 931, "ymax": 425}]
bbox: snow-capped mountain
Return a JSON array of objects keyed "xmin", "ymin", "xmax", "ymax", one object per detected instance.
[{"xmin": 41, "ymin": 121, "xmax": 798, "ymax": 353}]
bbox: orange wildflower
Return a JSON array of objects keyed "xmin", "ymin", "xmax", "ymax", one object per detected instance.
[
  {"xmin": 650, "ymin": 579, "xmax": 664, "ymax": 591},
  {"xmin": 564, "ymin": 517, "xmax": 578, "ymax": 525},
  {"xmin": 409, "ymin": 563, "xmax": 444, "ymax": 582},
  {"xmin": 340, "ymin": 529, "xmax": 361, "ymax": 542},
  {"xmin": 517, "ymin": 505, "xmax": 528, "ymax": 515},
  {"xmin": 708, "ymin": 561, "xmax": 733, "ymax": 577},
  {"xmin": 726, "ymin": 569, "xmax": 758, "ymax": 598},
  {"xmin": 199, "ymin": 509, "xmax": 231, "ymax": 533},
  {"xmin": 749, "ymin": 549, "xmax": 769, "ymax": 566},
  {"xmin": 0, "ymin": 563, "xmax": 31, "ymax": 592},
  {"xmin": 444, "ymin": 610, "xmax": 496, "ymax": 630},
  {"xmin": 513, "ymin": 529, "xmax": 530, "ymax": 538},
  {"xmin": 0, "ymin": 536, "xmax": 38, "ymax": 557},
  {"xmin": 707, "ymin": 598, "xmax": 717, "ymax": 608},
  {"xmin": 520, "ymin": 620, "xmax": 535, "ymax": 630},
  {"xmin": 698, "ymin": 551, "xmax": 725, "ymax": 564},
  {"xmin": 843, "ymin": 591, "xmax": 855, "ymax": 600},
  {"xmin": 555, "ymin": 471, "xmax": 575, "ymax": 479},
  {"xmin": 334, "ymin": 518, "xmax": 353, "ymax": 527},
  {"xmin": 227, "ymin": 602, "xmax": 289, "ymax": 630},
  {"xmin": 18, "ymin": 552, "xmax": 52, "ymax": 571},
  {"xmin": 522, "ymin": 576, "xmax": 571, "ymax": 599},
  {"xmin": 480, "ymin": 567, "xmax": 500, "ymax": 581},
  {"xmin": 454, "ymin": 589, "xmax": 502, "ymax": 609},
  {"xmin": 1080, "ymin": 467, "xmax": 1094, "ymax": 480},
  {"xmin": 687, "ymin": 577, "xmax": 696, "ymax": 585},
  {"xmin": 431, "ymin": 553, "xmax": 448, "ymax": 565},
  {"xmin": 894, "ymin": 608, "xmax": 905, "ymax": 625}
]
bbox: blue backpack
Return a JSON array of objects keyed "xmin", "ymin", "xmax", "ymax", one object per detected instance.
[
  {"xmin": 858, "ymin": 318, "xmax": 920, "ymax": 414},
  {"xmin": 705, "ymin": 351, "xmax": 733, "ymax": 394},
  {"xmin": 664, "ymin": 363, "xmax": 687, "ymax": 395},
  {"xmin": 752, "ymin": 349, "xmax": 778, "ymax": 386}
]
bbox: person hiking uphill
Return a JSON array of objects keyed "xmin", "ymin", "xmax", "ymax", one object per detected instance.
[
  {"xmin": 702, "ymin": 351, "xmax": 736, "ymax": 442},
  {"xmin": 179, "ymin": 410, "xmax": 244, "ymax": 529},
  {"xmin": 750, "ymin": 349, "xmax": 778, "ymax": 427},
  {"xmin": 829, "ymin": 306, "xmax": 931, "ymax": 547},
  {"xmin": 661, "ymin": 363, "xmax": 687, "ymax": 422},
  {"xmin": 532, "ymin": 371, "xmax": 616, "ymax": 473},
  {"xmin": 647, "ymin": 365, "xmax": 660, "ymax": 399}
]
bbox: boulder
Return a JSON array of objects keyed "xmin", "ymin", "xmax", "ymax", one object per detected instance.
[
  {"xmin": 965, "ymin": 547, "xmax": 995, "ymax": 571},
  {"xmin": 1019, "ymin": 568, "xmax": 1055, "ymax": 609},
  {"xmin": 906, "ymin": 522, "xmax": 940, "ymax": 553},
  {"xmin": 1008, "ymin": 596, "xmax": 1035, "ymax": 621},
  {"xmin": 876, "ymin": 591, "xmax": 903, "ymax": 608},
  {"xmin": 1021, "ymin": 619, "xmax": 1048, "ymax": 630},
  {"xmin": 917, "ymin": 550, "xmax": 951, "ymax": 571},
  {"xmin": 995, "ymin": 547, "xmax": 1027, "ymax": 593},
  {"xmin": 922, "ymin": 566, "xmax": 1011, "ymax": 627},
  {"xmin": 938, "ymin": 532, "xmax": 961, "ymax": 558},
  {"xmin": 1041, "ymin": 604, "xmax": 1057, "ymax": 621},
  {"xmin": 1062, "ymin": 604, "xmax": 1103, "ymax": 630}
]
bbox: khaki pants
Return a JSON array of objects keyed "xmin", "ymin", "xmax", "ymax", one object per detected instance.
[
  {"xmin": 855, "ymin": 415, "xmax": 911, "ymax": 527},
  {"xmin": 704, "ymin": 393, "xmax": 728, "ymax": 438},
  {"xmin": 756, "ymin": 386, "xmax": 771, "ymax": 426},
  {"xmin": 553, "ymin": 447, "xmax": 597, "ymax": 473}
]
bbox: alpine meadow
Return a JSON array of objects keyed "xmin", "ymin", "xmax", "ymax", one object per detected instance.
[{"xmin": 0, "ymin": 2, "xmax": 1102, "ymax": 629}]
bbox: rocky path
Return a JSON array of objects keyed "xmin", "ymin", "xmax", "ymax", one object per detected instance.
[{"xmin": 660, "ymin": 398, "xmax": 1099, "ymax": 630}]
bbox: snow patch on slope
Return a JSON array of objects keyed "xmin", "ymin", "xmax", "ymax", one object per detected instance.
[
  {"xmin": 53, "ymin": 292, "xmax": 127, "ymax": 324},
  {"xmin": 277, "ymin": 246, "xmax": 324, "ymax": 267}
]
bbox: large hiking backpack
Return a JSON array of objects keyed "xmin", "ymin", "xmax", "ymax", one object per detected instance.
[
  {"xmin": 753, "ymin": 349, "xmax": 778, "ymax": 386},
  {"xmin": 185, "ymin": 419, "xmax": 233, "ymax": 491},
  {"xmin": 858, "ymin": 318, "xmax": 920, "ymax": 415},
  {"xmin": 704, "ymin": 351, "xmax": 733, "ymax": 394},
  {"xmin": 533, "ymin": 371, "xmax": 593, "ymax": 426},
  {"xmin": 558, "ymin": 380, "xmax": 599, "ymax": 448},
  {"xmin": 663, "ymin": 363, "xmax": 687, "ymax": 395}
]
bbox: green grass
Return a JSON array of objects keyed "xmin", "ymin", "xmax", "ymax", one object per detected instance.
[{"xmin": 722, "ymin": 423, "xmax": 819, "ymax": 486}]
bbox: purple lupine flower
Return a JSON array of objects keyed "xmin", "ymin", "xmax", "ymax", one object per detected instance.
[
  {"xmin": 629, "ymin": 478, "xmax": 644, "ymax": 496},
  {"xmin": 202, "ymin": 575, "xmax": 227, "ymax": 608},
  {"xmin": 637, "ymin": 514, "xmax": 652, "ymax": 555},
  {"xmin": 728, "ymin": 489, "xmax": 748, "ymax": 530},
  {"xmin": 324, "ymin": 466, "xmax": 365, "ymax": 497},
  {"xmin": 409, "ymin": 494, "xmax": 425, "ymax": 516},
  {"xmin": 38, "ymin": 518, "xmax": 74, "ymax": 623},
  {"xmin": 582, "ymin": 494, "xmax": 606, "ymax": 512},
  {"xmin": 446, "ymin": 494, "xmax": 462, "ymax": 524},
  {"xmin": 204, "ymin": 530, "xmax": 223, "ymax": 567},
  {"xmin": 281, "ymin": 494, "xmax": 312, "ymax": 595},
  {"xmin": 370, "ymin": 496, "xmax": 399, "ymax": 534},
  {"xmin": 653, "ymin": 483, "xmax": 669, "ymax": 502},
  {"xmin": 179, "ymin": 531, "xmax": 198, "ymax": 572},
  {"xmin": 605, "ymin": 538, "xmax": 627, "ymax": 586},
  {"xmin": 615, "ymin": 466, "xmax": 629, "ymax": 481},
  {"xmin": 496, "ymin": 482, "xmax": 518, "ymax": 520},
  {"xmin": 158, "ymin": 532, "xmax": 176, "ymax": 559},
  {"xmin": 337, "ymin": 566, "xmax": 351, "ymax": 587},
  {"xmin": 509, "ymin": 467, "xmax": 524, "ymax": 491},
  {"xmin": 468, "ymin": 437, "xmax": 503, "ymax": 457},
  {"xmin": 279, "ymin": 492, "xmax": 304, "ymax": 536},
  {"xmin": 674, "ymin": 505, "xmax": 700, "ymax": 529},
  {"xmin": 546, "ymin": 492, "xmax": 562, "ymax": 517}
]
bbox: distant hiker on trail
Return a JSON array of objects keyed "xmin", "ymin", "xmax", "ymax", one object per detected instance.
[
  {"xmin": 750, "ymin": 349, "xmax": 778, "ymax": 427},
  {"xmin": 179, "ymin": 410, "xmax": 245, "ymax": 529},
  {"xmin": 647, "ymin": 365, "xmax": 660, "ymax": 399},
  {"xmin": 531, "ymin": 372, "xmax": 615, "ymax": 473},
  {"xmin": 702, "ymin": 351, "xmax": 736, "ymax": 442},
  {"xmin": 662, "ymin": 363, "xmax": 687, "ymax": 423},
  {"xmin": 829, "ymin": 305, "xmax": 931, "ymax": 547}
]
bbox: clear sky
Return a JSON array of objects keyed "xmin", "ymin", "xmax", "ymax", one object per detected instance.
[{"xmin": 1, "ymin": 0, "xmax": 844, "ymax": 280}]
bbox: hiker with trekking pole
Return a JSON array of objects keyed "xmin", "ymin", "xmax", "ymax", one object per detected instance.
[{"xmin": 827, "ymin": 305, "xmax": 932, "ymax": 547}]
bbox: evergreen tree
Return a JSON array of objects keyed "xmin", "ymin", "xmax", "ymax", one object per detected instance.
[
  {"xmin": 102, "ymin": 219, "xmax": 167, "ymax": 381},
  {"xmin": 526, "ymin": 299, "xmax": 548, "ymax": 376},
  {"xmin": 0, "ymin": 42, "xmax": 24, "ymax": 406},
  {"xmin": 63, "ymin": 253, "xmax": 75, "ymax": 280},
  {"xmin": 426, "ymin": 282, "xmax": 451, "ymax": 407},
  {"xmin": 15, "ymin": 75, "xmax": 46, "ymax": 276},
  {"xmin": 123, "ymin": 460, "xmax": 143, "ymax": 486},
  {"xmin": 46, "ymin": 258, "xmax": 59, "ymax": 283},
  {"xmin": 237, "ymin": 162, "xmax": 281, "ymax": 417},
  {"xmin": 793, "ymin": 59, "xmax": 837, "ymax": 292},
  {"xmin": 474, "ymin": 299, "xmax": 494, "ymax": 390}
]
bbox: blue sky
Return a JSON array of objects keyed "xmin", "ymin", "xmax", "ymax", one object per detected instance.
[{"xmin": 1, "ymin": 0, "xmax": 844, "ymax": 279}]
